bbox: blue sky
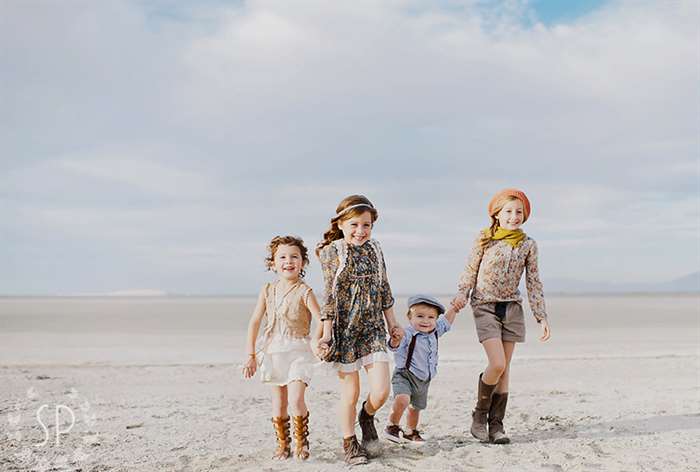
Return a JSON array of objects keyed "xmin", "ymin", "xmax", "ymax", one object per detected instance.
[{"xmin": 2, "ymin": 0, "xmax": 698, "ymax": 295}]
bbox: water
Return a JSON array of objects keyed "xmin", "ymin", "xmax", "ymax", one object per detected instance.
[{"xmin": 1, "ymin": 295, "xmax": 697, "ymax": 365}]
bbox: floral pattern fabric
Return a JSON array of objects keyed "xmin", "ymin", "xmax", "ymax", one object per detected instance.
[
  {"xmin": 319, "ymin": 239, "xmax": 395, "ymax": 366},
  {"xmin": 458, "ymin": 233, "xmax": 547, "ymax": 322}
]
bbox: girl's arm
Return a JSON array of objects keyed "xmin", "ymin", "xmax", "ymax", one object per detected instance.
[
  {"xmin": 242, "ymin": 287, "xmax": 266, "ymax": 378},
  {"xmin": 378, "ymin": 246, "xmax": 404, "ymax": 341},
  {"xmin": 525, "ymin": 241, "xmax": 551, "ymax": 342},
  {"xmin": 455, "ymin": 233, "xmax": 485, "ymax": 305},
  {"xmin": 305, "ymin": 290, "xmax": 333, "ymax": 357},
  {"xmin": 318, "ymin": 245, "xmax": 339, "ymax": 324}
]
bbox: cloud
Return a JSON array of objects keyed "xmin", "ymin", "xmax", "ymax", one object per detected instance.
[{"xmin": 1, "ymin": 0, "xmax": 698, "ymax": 293}]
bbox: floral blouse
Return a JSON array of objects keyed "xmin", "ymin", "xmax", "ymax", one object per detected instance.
[{"xmin": 458, "ymin": 233, "xmax": 548, "ymax": 322}]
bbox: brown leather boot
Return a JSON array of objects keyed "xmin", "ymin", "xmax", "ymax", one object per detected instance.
[
  {"xmin": 271, "ymin": 416, "xmax": 291, "ymax": 459},
  {"xmin": 343, "ymin": 435, "xmax": 368, "ymax": 466},
  {"xmin": 357, "ymin": 400, "xmax": 379, "ymax": 448},
  {"xmin": 488, "ymin": 392, "xmax": 510, "ymax": 444},
  {"xmin": 292, "ymin": 411, "xmax": 310, "ymax": 460},
  {"xmin": 470, "ymin": 373, "xmax": 497, "ymax": 442}
]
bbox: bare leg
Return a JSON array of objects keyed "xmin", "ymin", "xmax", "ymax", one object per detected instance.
[
  {"xmin": 271, "ymin": 385, "xmax": 288, "ymax": 418},
  {"xmin": 363, "ymin": 362, "xmax": 391, "ymax": 414},
  {"xmin": 338, "ymin": 371, "xmax": 360, "ymax": 438},
  {"xmin": 495, "ymin": 342, "xmax": 516, "ymax": 393},
  {"xmin": 481, "ymin": 338, "xmax": 507, "ymax": 385},
  {"xmin": 287, "ymin": 381, "xmax": 308, "ymax": 417},
  {"xmin": 388, "ymin": 394, "xmax": 409, "ymax": 425},
  {"xmin": 405, "ymin": 406, "xmax": 420, "ymax": 433}
]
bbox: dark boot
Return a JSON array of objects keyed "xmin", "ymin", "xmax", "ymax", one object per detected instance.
[
  {"xmin": 343, "ymin": 435, "xmax": 368, "ymax": 466},
  {"xmin": 292, "ymin": 411, "xmax": 310, "ymax": 460},
  {"xmin": 357, "ymin": 400, "xmax": 379, "ymax": 447},
  {"xmin": 488, "ymin": 393, "xmax": 510, "ymax": 444},
  {"xmin": 470, "ymin": 373, "xmax": 497, "ymax": 442},
  {"xmin": 271, "ymin": 416, "xmax": 291, "ymax": 459}
]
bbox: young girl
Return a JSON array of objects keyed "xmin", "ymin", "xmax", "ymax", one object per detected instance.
[
  {"xmin": 315, "ymin": 194, "xmax": 404, "ymax": 466},
  {"xmin": 454, "ymin": 188, "xmax": 551, "ymax": 444},
  {"xmin": 242, "ymin": 235, "xmax": 323, "ymax": 460}
]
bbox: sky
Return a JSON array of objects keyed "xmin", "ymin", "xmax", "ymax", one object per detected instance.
[{"xmin": 2, "ymin": 0, "xmax": 698, "ymax": 295}]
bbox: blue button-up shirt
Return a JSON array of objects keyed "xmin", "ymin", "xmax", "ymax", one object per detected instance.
[{"xmin": 389, "ymin": 315, "xmax": 451, "ymax": 381}]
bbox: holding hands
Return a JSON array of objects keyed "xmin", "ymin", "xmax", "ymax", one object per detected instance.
[{"xmin": 388, "ymin": 325, "xmax": 404, "ymax": 348}]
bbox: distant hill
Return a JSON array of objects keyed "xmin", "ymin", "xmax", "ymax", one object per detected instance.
[{"xmin": 546, "ymin": 271, "xmax": 700, "ymax": 293}]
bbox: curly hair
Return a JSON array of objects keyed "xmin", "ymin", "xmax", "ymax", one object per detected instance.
[
  {"xmin": 315, "ymin": 194, "xmax": 378, "ymax": 256},
  {"xmin": 265, "ymin": 235, "xmax": 310, "ymax": 278}
]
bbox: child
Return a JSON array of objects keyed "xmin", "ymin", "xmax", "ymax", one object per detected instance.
[
  {"xmin": 242, "ymin": 235, "xmax": 324, "ymax": 460},
  {"xmin": 384, "ymin": 294, "xmax": 466, "ymax": 444},
  {"xmin": 315, "ymin": 194, "xmax": 405, "ymax": 466},
  {"xmin": 453, "ymin": 188, "xmax": 551, "ymax": 444}
]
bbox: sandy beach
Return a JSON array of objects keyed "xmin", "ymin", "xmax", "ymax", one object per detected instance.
[{"xmin": 1, "ymin": 295, "xmax": 699, "ymax": 471}]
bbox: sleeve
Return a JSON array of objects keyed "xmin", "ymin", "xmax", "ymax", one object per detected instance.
[
  {"xmin": 457, "ymin": 232, "xmax": 485, "ymax": 296},
  {"xmin": 319, "ymin": 245, "xmax": 339, "ymax": 321},
  {"xmin": 302, "ymin": 285, "xmax": 313, "ymax": 307},
  {"xmin": 436, "ymin": 314, "xmax": 452, "ymax": 337},
  {"xmin": 525, "ymin": 240, "xmax": 548, "ymax": 322},
  {"xmin": 378, "ymin": 244, "xmax": 395, "ymax": 310},
  {"xmin": 387, "ymin": 329, "xmax": 410, "ymax": 352}
]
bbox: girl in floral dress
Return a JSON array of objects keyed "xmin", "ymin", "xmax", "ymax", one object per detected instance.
[
  {"xmin": 243, "ymin": 236, "xmax": 323, "ymax": 461},
  {"xmin": 453, "ymin": 189, "xmax": 552, "ymax": 445},
  {"xmin": 315, "ymin": 194, "xmax": 404, "ymax": 466}
]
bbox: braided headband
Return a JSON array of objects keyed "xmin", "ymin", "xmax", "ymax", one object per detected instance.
[{"xmin": 336, "ymin": 203, "xmax": 374, "ymax": 217}]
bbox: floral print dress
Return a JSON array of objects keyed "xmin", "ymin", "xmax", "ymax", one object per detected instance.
[{"xmin": 319, "ymin": 239, "xmax": 394, "ymax": 372}]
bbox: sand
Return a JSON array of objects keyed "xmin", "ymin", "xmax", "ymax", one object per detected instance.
[{"xmin": 1, "ymin": 295, "xmax": 699, "ymax": 471}]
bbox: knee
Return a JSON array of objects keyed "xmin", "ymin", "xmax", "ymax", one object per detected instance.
[
  {"xmin": 489, "ymin": 361, "xmax": 506, "ymax": 377},
  {"xmin": 371, "ymin": 386, "xmax": 390, "ymax": 407},
  {"xmin": 288, "ymin": 396, "xmax": 306, "ymax": 415},
  {"xmin": 393, "ymin": 394, "xmax": 409, "ymax": 409}
]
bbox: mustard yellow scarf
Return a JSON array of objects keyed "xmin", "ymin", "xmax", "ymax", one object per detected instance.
[{"xmin": 488, "ymin": 227, "xmax": 527, "ymax": 248}]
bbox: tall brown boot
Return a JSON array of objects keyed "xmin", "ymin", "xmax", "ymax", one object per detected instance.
[
  {"xmin": 470, "ymin": 373, "xmax": 497, "ymax": 442},
  {"xmin": 292, "ymin": 411, "xmax": 310, "ymax": 460},
  {"xmin": 488, "ymin": 392, "xmax": 510, "ymax": 444},
  {"xmin": 357, "ymin": 400, "xmax": 379, "ymax": 448},
  {"xmin": 343, "ymin": 435, "xmax": 368, "ymax": 466},
  {"xmin": 271, "ymin": 416, "xmax": 291, "ymax": 459}
]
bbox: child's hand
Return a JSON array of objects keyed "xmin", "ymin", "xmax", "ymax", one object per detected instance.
[
  {"xmin": 390, "ymin": 325, "xmax": 405, "ymax": 346},
  {"xmin": 316, "ymin": 335, "xmax": 332, "ymax": 360},
  {"xmin": 388, "ymin": 326, "xmax": 403, "ymax": 348},
  {"xmin": 242, "ymin": 355, "xmax": 257, "ymax": 378},
  {"xmin": 452, "ymin": 293, "xmax": 467, "ymax": 310},
  {"xmin": 539, "ymin": 319, "xmax": 551, "ymax": 342}
]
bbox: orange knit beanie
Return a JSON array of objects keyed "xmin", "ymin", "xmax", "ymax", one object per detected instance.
[{"xmin": 488, "ymin": 188, "xmax": 531, "ymax": 221}]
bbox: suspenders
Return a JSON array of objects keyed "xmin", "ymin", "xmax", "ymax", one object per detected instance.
[{"xmin": 404, "ymin": 331, "xmax": 439, "ymax": 379}]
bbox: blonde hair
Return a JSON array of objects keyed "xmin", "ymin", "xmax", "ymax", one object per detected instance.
[
  {"xmin": 265, "ymin": 235, "xmax": 310, "ymax": 278},
  {"xmin": 316, "ymin": 195, "xmax": 378, "ymax": 256},
  {"xmin": 406, "ymin": 303, "xmax": 439, "ymax": 319},
  {"xmin": 478, "ymin": 195, "xmax": 521, "ymax": 249}
]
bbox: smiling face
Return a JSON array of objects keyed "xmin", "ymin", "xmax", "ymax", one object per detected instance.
[
  {"xmin": 272, "ymin": 244, "xmax": 304, "ymax": 281},
  {"xmin": 338, "ymin": 211, "xmax": 373, "ymax": 246},
  {"xmin": 495, "ymin": 198, "xmax": 525, "ymax": 230},
  {"xmin": 407, "ymin": 304, "xmax": 440, "ymax": 333}
]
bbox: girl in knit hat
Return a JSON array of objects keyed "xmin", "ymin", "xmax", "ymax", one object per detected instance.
[{"xmin": 453, "ymin": 188, "xmax": 551, "ymax": 444}]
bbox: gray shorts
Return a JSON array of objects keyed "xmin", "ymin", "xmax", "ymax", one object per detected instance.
[
  {"xmin": 472, "ymin": 301, "xmax": 526, "ymax": 343},
  {"xmin": 391, "ymin": 368, "xmax": 431, "ymax": 410}
]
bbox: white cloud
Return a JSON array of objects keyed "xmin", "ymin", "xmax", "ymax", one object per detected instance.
[{"xmin": 2, "ymin": 0, "xmax": 698, "ymax": 293}]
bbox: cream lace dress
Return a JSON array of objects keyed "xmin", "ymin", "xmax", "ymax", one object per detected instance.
[{"xmin": 259, "ymin": 280, "xmax": 317, "ymax": 386}]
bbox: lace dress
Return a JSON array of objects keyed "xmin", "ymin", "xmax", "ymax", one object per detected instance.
[{"xmin": 259, "ymin": 280, "xmax": 317, "ymax": 386}]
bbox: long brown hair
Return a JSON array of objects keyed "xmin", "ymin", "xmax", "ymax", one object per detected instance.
[
  {"xmin": 316, "ymin": 195, "xmax": 378, "ymax": 256},
  {"xmin": 478, "ymin": 195, "xmax": 520, "ymax": 249}
]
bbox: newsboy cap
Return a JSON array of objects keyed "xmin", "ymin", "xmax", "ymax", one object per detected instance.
[{"xmin": 407, "ymin": 294, "xmax": 445, "ymax": 315}]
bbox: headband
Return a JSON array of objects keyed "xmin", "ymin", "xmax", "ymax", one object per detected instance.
[{"xmin": 336, "ymin": 203, "xmax": 374, "ymax": 217}]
